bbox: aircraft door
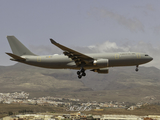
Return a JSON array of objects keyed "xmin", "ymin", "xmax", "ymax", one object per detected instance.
[
  {"xmin": 115, "ymin": 54, "xmax": 120, "ymax": 59},
  {"xmin": 136, "ymin": 53, "xmax": 141, "ymax": 59}
]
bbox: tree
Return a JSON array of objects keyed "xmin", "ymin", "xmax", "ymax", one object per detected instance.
[{"xmin": 8, "ymin": 111, "xmax": 13, "ymax": 116}]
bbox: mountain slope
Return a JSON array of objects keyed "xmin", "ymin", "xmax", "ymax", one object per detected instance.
[
  {"xmin": 0, "ymin": 63, "xmax": 92, "ymax": 98},
  {"xmin": 0, "ymin": 63, "xmax": 160, "ymax": 102}
]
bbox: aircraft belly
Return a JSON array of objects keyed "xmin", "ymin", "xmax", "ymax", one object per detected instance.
[
  {"xmin": 109, "ymin": 58, "xmax": 136, "ymax": 67},
  {"xmin": 25, "ymin": 56, "xmax": 73, "ymax": 69}
]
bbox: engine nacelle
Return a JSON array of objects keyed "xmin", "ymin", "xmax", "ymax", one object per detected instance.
[
  {"xmin": 92, "ymin": 68, "xmax": 109, "ymax": 74},
  {"xmin": 93, "ymin": 59, "xmax": 109, "ymax": 67}
]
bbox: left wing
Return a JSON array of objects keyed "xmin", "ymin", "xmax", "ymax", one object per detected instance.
[{"xmin": 50, "ymin": 39, "xmax": 94, "ymax": 66}]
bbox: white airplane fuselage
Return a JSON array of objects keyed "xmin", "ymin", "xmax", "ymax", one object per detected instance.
[
  {"xmin": 19, "ymin": 52, "xmax": 152, "ymax": 70},
  {"xmin": 6, "ymin": 36, "xmax": 153, "ymax": 78}
]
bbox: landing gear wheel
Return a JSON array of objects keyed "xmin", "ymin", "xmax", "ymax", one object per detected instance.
[
  {"xmin": 78, "ymin": 75, "xmax": 82, "ymax": 79},
  {"xmin": 77, "ymin": 67, "xmax": 86, "ymax": 79},
  {"xmin": 135, "ymin": 65, "xmax": 139, "ymax": 72},
  {"xmin": 81, "ymin": 68, "xmax": 85, "ymax": 72},
  {"xmin": 82, "ymin": 72, "xmax": 86, "ymax": 76},
  {"xmin": 77, "ymin": 71, "xmax": 81, "ymax": 75}
]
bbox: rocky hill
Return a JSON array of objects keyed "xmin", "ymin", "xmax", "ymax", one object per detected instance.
[{"xmin": 0, "ymin": 63, "xmax": 160, "ymax": 103}]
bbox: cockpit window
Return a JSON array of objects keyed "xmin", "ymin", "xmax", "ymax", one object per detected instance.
[{"xmin": 145, "ymin": 54, "xmax": 149, "ymax": 56}]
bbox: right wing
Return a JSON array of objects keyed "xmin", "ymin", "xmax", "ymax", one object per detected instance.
[{"xmin": 50, "ymin": 39, "xmax": 94, "ymax": 66}]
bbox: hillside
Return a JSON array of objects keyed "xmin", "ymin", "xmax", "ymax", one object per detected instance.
[{"xmin": 0, "ymin": 63, "xmax": 160, "ymax": 103}]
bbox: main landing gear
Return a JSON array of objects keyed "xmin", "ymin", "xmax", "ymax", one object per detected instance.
[
  {"xmin": 135, "ymin": 65, "xmax": 139, "ymax": 72},
  {"xmin": 77, "ymin": 68, "xmax": 86, "ymax": 79}
]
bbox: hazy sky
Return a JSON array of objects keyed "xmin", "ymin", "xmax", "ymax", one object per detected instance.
[{"xmin": 1, "ymin": 0, "xmax": 160, "ymax": 68}]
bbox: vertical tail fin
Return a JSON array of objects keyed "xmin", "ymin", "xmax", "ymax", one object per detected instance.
[{"xmin": 7, "ymin": 36, "xmax": 36, "ymax": 56}]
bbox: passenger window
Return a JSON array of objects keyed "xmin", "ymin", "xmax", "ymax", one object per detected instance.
[{"xmin": 145, "ymin": 54, "xmax": 149, "ymax": 56}]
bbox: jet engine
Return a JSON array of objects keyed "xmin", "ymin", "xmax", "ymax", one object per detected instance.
[
  {"xmin": 91, "ymin": 68, "xmax": 109, "ymax": 74},
  {"xmin": 93, "ymin": 59, "xmax": 109, "ymax": 67}
]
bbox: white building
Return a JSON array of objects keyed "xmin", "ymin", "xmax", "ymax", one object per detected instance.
[{"xmin": 101, "ymin": 115, "xmax": 143, "ymax": 120}]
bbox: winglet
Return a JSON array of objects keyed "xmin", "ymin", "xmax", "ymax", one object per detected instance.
[{"xmin": 50, "ymin": 39, "xmax": 57, "ymax": 44}]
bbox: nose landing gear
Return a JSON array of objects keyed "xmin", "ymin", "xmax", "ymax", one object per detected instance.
[
  {"xmin": 135, "ymin": 65, "xmax": 139, "ymax": 72},
  {"xmin": 77, "ymin": 68, "xmax": 86, "ymax": 79}
]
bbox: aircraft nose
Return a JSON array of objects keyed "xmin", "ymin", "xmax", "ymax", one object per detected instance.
[
  {"xmin": 150, "ymin": 57, "xmax": 153, "ymax": 61},
  {"xmin": 148, "ymin": 56, "xmax": 153, "ymax": 62}
]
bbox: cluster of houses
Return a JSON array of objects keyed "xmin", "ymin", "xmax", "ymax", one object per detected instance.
[
  {"xmin": 0, "ymin": 92, "xmax": 78, "ymax": 106},
  {"xmin": 0, "ymin": 91, "xmax": 29, "ymax": 104},
  {"xmin": 0, "ymin": 91, "xmax": 147, "ymax": 111},
  {"xmin": 0, "ymin": 92, "xmax": 127, "ymax": 109},
  {"xmin": 0, "ymin": 92, "xmax": 159, "ymax": 120}
]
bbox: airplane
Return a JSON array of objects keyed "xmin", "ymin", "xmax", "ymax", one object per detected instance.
[{"xmin": 6, "ymin": 36, "xmax": 153, "ymax": 79}]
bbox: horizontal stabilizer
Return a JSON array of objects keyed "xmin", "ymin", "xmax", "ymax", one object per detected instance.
[{"xmin": 6, "ymin": 53, "xmax": 26, "ymax": 61}]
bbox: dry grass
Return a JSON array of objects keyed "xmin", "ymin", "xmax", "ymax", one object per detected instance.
[
  {"xmin": 0, "ymin": 104, "xmax": 64, "ymax": 118},
  {"xmin": 0, "ymin": 104, "xmax": 160, "ymax": 118},
  {"xmin": 84, "ymin": 105, "xmax": 160, "ymax": 116}
]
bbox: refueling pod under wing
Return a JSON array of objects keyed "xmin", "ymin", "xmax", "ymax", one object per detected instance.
[{"xmin": 91, "ymin": 68, "xmax": 109, "ymax": 74}]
